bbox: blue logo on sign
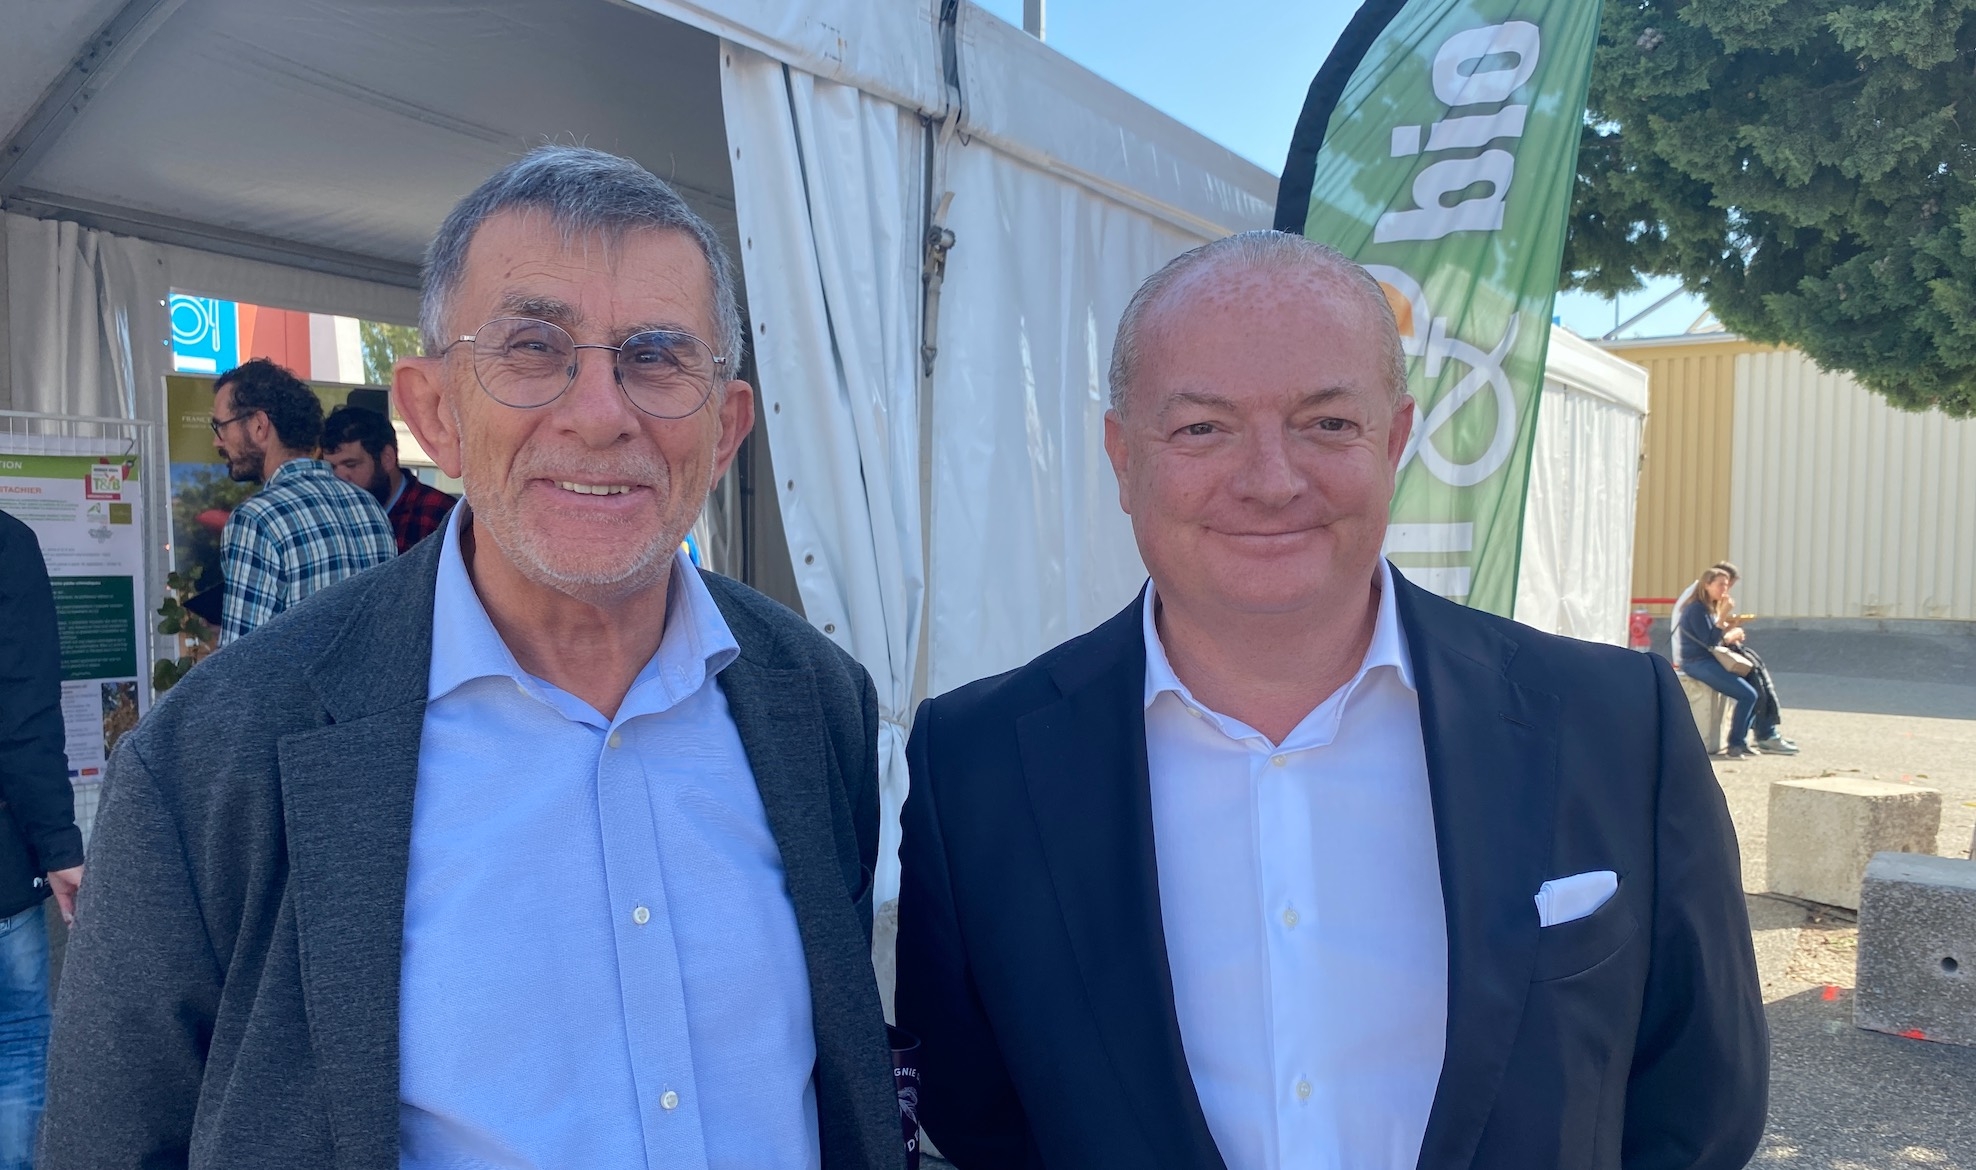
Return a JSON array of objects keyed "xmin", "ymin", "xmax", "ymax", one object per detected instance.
[{"xmin": 170, "ymin": 295, "xmax": 237, "ymax": 374}]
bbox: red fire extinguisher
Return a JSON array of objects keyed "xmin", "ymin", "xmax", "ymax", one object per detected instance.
[{"xmin": 1628, "ymin": 606, "xmax": 1653, "ymax": 652}]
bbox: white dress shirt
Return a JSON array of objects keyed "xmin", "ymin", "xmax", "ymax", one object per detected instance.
[
  {"xmin": 1142, "ymin": 561, "xmax": 1447, "ymax": 1170},
  {"xmin": 399, "ymin": 507, "xmax": 820, "ymax": 1169}
]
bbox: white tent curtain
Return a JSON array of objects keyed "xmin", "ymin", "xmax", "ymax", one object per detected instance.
[
  {"xmin": 5, "ymin": 210, "xmax": 418, "ymax": 421},
  {"xmin": 720, "ymin": 45, "xmax": 926, "ymax": 907},
  {"xmin": 924, "ymin": 141, "xmax": 1211, "ymax": 695},
  {"xmin": 4, "ymin": 213, "xmax": 172, "ymax": 421},
  {"xmin": 1514, "ymin": 377, "xmax": 1646, "ymax": 645}
]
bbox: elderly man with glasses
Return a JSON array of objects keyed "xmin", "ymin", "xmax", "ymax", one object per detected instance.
[{"xmin": 40, "ymin": 147, "xmax": 905, "ymax": 1170}]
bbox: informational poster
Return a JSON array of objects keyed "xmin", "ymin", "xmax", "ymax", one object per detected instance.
[
  {"xmin": 1276, "ymin": 0, "xmax": 1602, "ymax": 614},
  {"xmin": 0, "ymin": 453, "xmax": 148, "ymax": 783},
  {"xmin": 166, "ymin": 374, "xmax": 365, "ymax": 596}
]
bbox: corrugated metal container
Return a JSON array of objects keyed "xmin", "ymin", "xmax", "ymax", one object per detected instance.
[
  {"xmin": 1731, "ymin": 349, "xmax": 1976, "ymax": 620},
  {"xmin": 1601, "ymin": 335, "xmax": 1767, "ymax": 610}
]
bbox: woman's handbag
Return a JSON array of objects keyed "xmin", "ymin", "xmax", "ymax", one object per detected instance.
[{"xmin": 1710, "ymin": 645, "xmax": 1756, "ymax": 677}]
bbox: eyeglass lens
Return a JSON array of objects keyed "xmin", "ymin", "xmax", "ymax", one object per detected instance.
[{"xmin": 469, "ymin": 317, "xmax": 717, "ymax": 419}]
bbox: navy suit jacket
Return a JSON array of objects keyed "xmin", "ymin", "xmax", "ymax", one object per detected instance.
[{"xmin": 897, "ymin": 567, "xmax": 1767, "ymax": 1169}]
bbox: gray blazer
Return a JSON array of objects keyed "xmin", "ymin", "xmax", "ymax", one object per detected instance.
[{"xmin": 40, "ymin": 533, "xmax": 905, "ymax": 1170}]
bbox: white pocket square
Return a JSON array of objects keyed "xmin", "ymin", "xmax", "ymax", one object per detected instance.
[{"xmin": 1535, "ymin": 870, "xmax": 1618, "ymax": 927}]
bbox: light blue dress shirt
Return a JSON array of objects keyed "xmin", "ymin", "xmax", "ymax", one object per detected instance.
[{"xmin": 399, "ymin": 508, "xmax": 820, "ymax": 1170}]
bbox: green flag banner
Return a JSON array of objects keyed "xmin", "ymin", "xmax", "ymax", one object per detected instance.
[{"xmin": 1276, "ymin": 0, "xmax": 1602, "ymax": 614}]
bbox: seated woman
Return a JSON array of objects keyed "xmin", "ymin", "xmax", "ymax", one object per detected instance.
[{"xmin": 1678, "ymin": 566, "xmax": 1794, "ymax": 757}]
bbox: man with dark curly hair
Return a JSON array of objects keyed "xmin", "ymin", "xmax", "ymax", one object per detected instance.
[{"xmin": 209, "ymin": 358, "xmax": 395, "ymax": 643}]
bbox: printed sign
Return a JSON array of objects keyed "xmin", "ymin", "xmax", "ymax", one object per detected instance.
[{"xmin": 0, "ymin": 453, "xmax": 149, "ymax": 783}]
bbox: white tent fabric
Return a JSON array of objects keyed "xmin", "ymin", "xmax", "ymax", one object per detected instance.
[
  {"xmin": 919, "ymin": 4, "xmax": 1276, "ymax": 695},
  {"xmin": 5, "ymin": 208, "xmax": 419, "ymax": 417},
  {"xmin": 1513, "ymin": 327, "xmax": 1649, "ymax": 645},
  {"xmin": 925, "ymin": 143, "xmax": 1224, "ymax": 695},
  {"xmin": 629, "ymin": 0, "xmax": 943, "ymax": 114},
  {"xmin": 5, "ymin": 214, "xmax": 168, "ymax": 420},
  {"xmin": 720, "ymin": 47, "xmax": 926, "ymax": 906}
]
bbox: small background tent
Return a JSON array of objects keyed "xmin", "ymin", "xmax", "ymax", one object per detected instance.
[{"xmin": 1514, "ymin": 326, "xmax": 1649, "ymax": 646}]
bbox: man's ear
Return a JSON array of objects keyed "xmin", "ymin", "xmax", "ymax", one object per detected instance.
[
  {"xmin": 247, "ymin": 408, "xmax": 276, "ymax": 451},
  {"xmin": 1387, "ymin": 393, "xmax": 1416, "ymax": 471},
  {"xmin": 1103, "ymin": 408, "xmax": 1132, "ymax": 516},
  {"xmin": 711, "ymin": 379, "xmax": 755, "ymax": 482},
  {"xmin": 394, "ymin": 358, "xmax": 463, "ymax": 479}
]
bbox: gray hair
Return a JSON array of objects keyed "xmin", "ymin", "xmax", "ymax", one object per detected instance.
[
  {"xmin": 1106, "ymin": 229, "xmax": 1409, "ymax": 413},
  {"xmin": 420, "ymin": 145, "xmax": 743, "ymax": 368}
]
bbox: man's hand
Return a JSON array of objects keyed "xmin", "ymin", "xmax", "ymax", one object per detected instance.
[{"xmin": 47, "ymin": 866, "xmax": 82, "ymax": 926}]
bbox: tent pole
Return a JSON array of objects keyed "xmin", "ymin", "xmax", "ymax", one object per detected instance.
[
  {"xmin": 0, "ymin": 0, "xmax": 190, "ymax": 201},
  {"xmin": 0, "ymin": 219, "xmax": 10, "ymax": 410}
]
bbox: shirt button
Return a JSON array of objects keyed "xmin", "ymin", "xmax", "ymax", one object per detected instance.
[
  {"xmin": 1282, "ymin": 907, "xmax": 1299, "ymax": 928},
  {"xmin": 608, "ymin": 732, "xmax": 623, "ymax": 749},
  {"xmin": 1296, "ymin": 1079, "xmax": 1312, "ymax": 1101},
  {"xmin": 632, "ymin": 905, "xmax": 651, "ymax": 926},
  {"xmin": 1186, "ymin": 705, "xmax": 1203, "ymax": 719},
  {"xmin": 660, "ymin": 1089, "xmax": 680, "ymax": 1111},
  {"xmin": 1270, "ymin": 754, "xmax": 1287, "ymax": 767}
]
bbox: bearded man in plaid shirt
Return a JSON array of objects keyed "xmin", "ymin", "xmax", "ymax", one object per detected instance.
[
  {"xmin": 322, "ymin": 403, "xmax": 458, "ymax": 552},
  {"xmin": 212, "ymin": 359, "xmax": 396, "ymax": 644}
]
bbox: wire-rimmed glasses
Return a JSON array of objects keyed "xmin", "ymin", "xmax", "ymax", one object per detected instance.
[{"xmin": 443, "ymin": 317, "xmax": 727, "ymax": 420}]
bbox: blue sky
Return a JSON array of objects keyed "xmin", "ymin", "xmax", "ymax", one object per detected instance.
[{"xmin": 971, "ymin": 0, "xmax": 1705, "ymax": 339}]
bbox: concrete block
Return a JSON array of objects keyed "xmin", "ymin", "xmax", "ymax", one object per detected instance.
[
  {"xmin": 1767, "ymin": 778, "xmax": 1942, "ymax": 910},
  {"xmin": 1855, "ymin": 852, "xmax": 1976, "ymax": 1047},
  {"xmin": 1679, "ymin": 672, "xmax": 1727, "ymax": 755}
]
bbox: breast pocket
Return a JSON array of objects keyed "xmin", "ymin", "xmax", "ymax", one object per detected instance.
[
  {"xmin": 1531, "ymin": 898, "xmax": 1640, "ymax": 983},
  {"xmin": 848, "ymin": 862, "xmax": 874, "ymax": 905}
]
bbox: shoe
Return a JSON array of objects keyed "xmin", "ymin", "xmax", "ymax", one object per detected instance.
[
  {"xmin": 1755, "ymin": 736, "xmax": 1799, "ymax": 755},
  {"xmin": 1721, "ymin": 744, "xmax": 1757, "ymax": 759}
]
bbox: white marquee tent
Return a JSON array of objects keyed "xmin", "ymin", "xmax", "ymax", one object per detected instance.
[
  {"xmin": 1514, "ymin": 326, "xmax": 1649, "ymax": 647},
  {"xmin": 2, "ymin": 0, "xmax": 1646, "ymax": 902}
]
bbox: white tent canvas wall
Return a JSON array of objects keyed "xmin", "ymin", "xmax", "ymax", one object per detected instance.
[
  {"xmin": 2, "ymin": 0, "xmax": 1642, "ymax": 904},
  {"xmin": 1514, "ymin": 327, "xmax": 1649, "ymax": 647}
]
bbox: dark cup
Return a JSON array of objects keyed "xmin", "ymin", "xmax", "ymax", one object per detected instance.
[{"xmin": 887, "ymin": 1025, "xmax": 921, "ymax": 1170}]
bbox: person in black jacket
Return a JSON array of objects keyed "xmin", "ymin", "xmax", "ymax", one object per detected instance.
[{"xmin": 0, "ymin": 511, "xmax": 85, "ymax": 1167}]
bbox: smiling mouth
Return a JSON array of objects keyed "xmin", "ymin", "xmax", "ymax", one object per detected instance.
[{"xmin": 555, "ymin": 481, "xmax": 638, "ymax": 496}]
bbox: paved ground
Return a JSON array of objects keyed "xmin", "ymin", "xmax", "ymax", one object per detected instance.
[
  {"xmin": 1754, "ymin": 986, "xmax": 1974, "ymax": 1168},
  {"xmin": 1720, "ymin": 632, "xmax": 1976, "ymax": 1167}
]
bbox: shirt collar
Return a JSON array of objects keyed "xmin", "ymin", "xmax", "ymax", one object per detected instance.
[
  {"xmin": 427, "ymin": 505, "xmax": 739, "ymax": 719},
  {"xmin": 384, "ymin": 471, "xmax": 409, "ymax": 514},
  {"xmin": 266, "ymin": 457, "xmax": 328, "ymax": 487},
  {"xmin": 1141, "ymin": 558, "xmax": 1416, "ymax": 712}
]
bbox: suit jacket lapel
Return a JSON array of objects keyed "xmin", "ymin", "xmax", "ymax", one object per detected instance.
[
  {"xmin": 718, "ymin": 652, "xmax": 885, "ymax": 1025},
  {"xmin": 1393, "ymin": 572, "xmax": 1562, "ymax": 1170},
  {"xmin": 1017, "ymin": 596, "xmax": 1227, "ymax": 1170},
  {"xmin": 281, "ymin": 536, "xmax": 444, "ymax": 1170}
]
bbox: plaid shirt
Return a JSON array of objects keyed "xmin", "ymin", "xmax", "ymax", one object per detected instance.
[
  {"xmin": 220, "ymin": 459, "xmax": 396, "ymax": 644},
  {"xmin": 387, "ymin": 474, "xmax": 458, "ymax": 553}
]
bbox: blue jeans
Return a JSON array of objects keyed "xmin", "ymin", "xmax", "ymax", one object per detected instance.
[
  {"xmin": 1684, "ymin": 654, "xmax": 1771, "ymax": 748},
  {"xmin": 0, "ymin": 903, "xmax": 48, "ymax": 1170}
]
